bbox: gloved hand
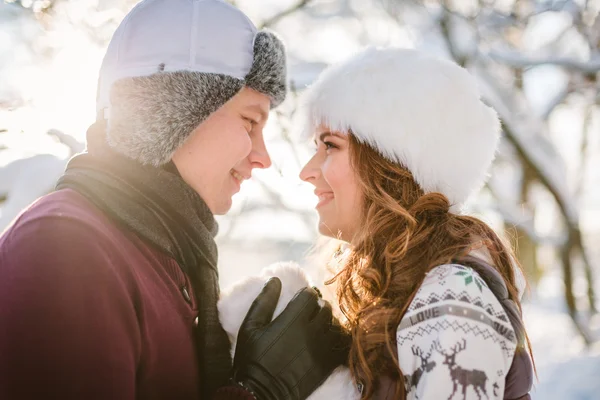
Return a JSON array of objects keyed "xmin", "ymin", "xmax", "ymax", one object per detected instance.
[{"xmin": 232, "ymin": 277, "xmax": 350, "ymax": 400}]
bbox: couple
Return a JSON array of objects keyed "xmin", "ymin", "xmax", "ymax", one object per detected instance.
[{"xmin": 0, "ymin": 0, "xmax": 534, "ymax": 399}]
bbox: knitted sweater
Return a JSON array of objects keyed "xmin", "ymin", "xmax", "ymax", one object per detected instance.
[{"xmin": 397, "ymin": 264, "xmax": 517, "ymax": 399}]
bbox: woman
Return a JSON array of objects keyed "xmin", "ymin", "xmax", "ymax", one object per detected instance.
[{"xmin": 298, "ymin": 48, "xmax": 534, "ymax": 399}]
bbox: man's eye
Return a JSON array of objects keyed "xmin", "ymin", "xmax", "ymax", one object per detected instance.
[{"xmin": 243, "ymin": 117, "xmax": 255, "ymax": 130}]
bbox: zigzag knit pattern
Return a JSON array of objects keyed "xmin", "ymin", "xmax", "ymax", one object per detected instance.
[{"xmin": 407, "ymin": 290, "xmax": 510, "ymax": 322}]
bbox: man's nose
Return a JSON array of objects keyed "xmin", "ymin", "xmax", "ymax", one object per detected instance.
[{"xmin": 249, "ymin": 135, "xmax": 272, "ymax": 169}]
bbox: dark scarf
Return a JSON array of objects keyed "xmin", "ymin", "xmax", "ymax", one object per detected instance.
[{"xmin": 56, "ymin": 122, "xmax": 232, "ymax": 397}]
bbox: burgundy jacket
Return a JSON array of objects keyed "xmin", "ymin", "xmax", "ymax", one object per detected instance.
[{"xmin": 0, "ymin": 189, "xmax": 252, "ymax": 400}]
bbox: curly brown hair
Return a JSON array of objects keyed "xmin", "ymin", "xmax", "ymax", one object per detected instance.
[{"xmin": 328, "ymin": 134, "xmax": 534, "ymax": 399}]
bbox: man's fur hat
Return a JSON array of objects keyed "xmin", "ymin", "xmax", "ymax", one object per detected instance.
[{"xmin": 96, "ymin": 0, "xmax": 287, "ymax": 166}]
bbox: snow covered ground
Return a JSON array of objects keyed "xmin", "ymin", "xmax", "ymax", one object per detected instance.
[{"xmin": 523, "ymin": 275, "xmax": 600, "ymax": 399}]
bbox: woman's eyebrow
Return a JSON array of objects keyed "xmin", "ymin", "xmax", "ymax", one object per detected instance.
[{"xmin": 318, "ymin": 132, "xmax": 344, "ymax": 142}]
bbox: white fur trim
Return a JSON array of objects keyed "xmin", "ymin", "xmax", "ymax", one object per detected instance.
[
  {"xmin": 300, "ymin": 47, "xmax": 501, "ymax": 210},
  {"xmin": 217, "ymin": 261, "xmax": 314, "ymax": 355},
  {"xmin": 310, "ymin": 366, "xmax": 360, "ymax": 400},
  {"xmin": 217, "ymin": 262, "xmax": 361, "ymax": 400}
]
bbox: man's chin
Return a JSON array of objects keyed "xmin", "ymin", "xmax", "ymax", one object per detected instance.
[{"xmin": 213, "ymin": 198, "xmax": 233, "ymax": 216}]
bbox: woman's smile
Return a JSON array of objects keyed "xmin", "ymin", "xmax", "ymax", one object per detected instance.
[{"xmin": 315, "ymin": 190, "xmax": 334, "ymax": 208}]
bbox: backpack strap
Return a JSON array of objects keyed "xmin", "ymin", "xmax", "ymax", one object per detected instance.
[{"xmin": 455, "ymin": 256, "xmax": 534, "ymax": 400}]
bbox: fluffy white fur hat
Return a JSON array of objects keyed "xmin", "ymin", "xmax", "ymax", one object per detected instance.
[{"xmin": 300, "ymin": 47, "xmax": 501, "ymax": 210}]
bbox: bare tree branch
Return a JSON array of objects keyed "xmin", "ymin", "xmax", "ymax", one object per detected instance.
[
  {"xmin": 575, "ymin": 104, "xmax": 595, "ymax": 197},
  {"xmin": 485, "ymin": 182, "xmax": 566, "ymax": 247},
  {"xmin": 576, "ymin": 102, "xmax": 598, "ymax": 313},
  {"xmin": 439, "ymin": 5, "xmax": 464, "ymax": 66},
  {"xmin": 258, "ymin": 0, "xmax": 313, "ymax": 29},
  {"xmin": 487, "ymin": 51, "xmax": 600, "ymax": 74},
  {"xmin": 560, "ymin": 236, "xmax": 592, "ymax": 344},
  {"xmin": 500, "ymin": 113, "xmax": 597, "ymax": 323},
  {"xmin": 541, "ymin": 87, "xmax": 571, "ymax": 120}
]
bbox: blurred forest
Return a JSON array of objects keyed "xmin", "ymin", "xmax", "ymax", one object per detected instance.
[{"xmin": 1, "ymin": 1, "xmax": 600, "ymax": 396}]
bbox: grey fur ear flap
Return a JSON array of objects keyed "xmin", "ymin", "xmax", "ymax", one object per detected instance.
[
  {"xmin": 245, "ymin": 30, "xmax": 287, "ymax": 108},
  {"xmin": 108, "ymin": 71, "xmax": 244, "ymax": 166}
]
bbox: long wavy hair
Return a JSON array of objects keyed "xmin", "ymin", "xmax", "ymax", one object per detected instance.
[{"xmin": 329, "ymin": 134, "xmax": 534, "ymax": 399}]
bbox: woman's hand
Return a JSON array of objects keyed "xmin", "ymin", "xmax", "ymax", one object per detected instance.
[{"xmin": 232, "ymin": 278, "xmax": 350, "ymax": 400}]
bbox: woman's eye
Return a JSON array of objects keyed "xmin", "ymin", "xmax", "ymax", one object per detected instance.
[{"xmin": 324, "ymin": 141, "xmax": 336, "ymax": 150}]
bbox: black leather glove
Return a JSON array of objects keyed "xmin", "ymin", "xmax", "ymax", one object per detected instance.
[{"xmin": 232, "ymin": 277, "xmax": 350, "ymax": 400}]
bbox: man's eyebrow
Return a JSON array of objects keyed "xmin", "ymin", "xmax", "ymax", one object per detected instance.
[{"xmin": 245, "ymin": 104, "xmax": 269, "ymax": 121}]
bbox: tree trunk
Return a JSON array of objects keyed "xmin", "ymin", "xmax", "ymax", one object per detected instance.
[
  {"xmin": 562, "ymin": 232, "xmax": 593, "ymax": 344},
  {"xmin": 514, "ymin": 163, "xmax": 542, "ymax": 286}
]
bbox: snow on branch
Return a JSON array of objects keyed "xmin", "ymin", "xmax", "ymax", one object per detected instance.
[
  {"xmin": 494, "ymin": 105, "xmax": 580, "ymax": 226},
  {"xmin": 259, "ymin": 0, "xmax": 313, "ymax": 29},
  {"xmin": 486, "ymin": 50, "xmax": 600, "ymax": 74},
  {"xmin": 473, "ymin": 65, "xmax": 580, "ymax": 226},
  {"xmin": 484, "ymin": 181, "xmax": 567, "ymax": 247}
]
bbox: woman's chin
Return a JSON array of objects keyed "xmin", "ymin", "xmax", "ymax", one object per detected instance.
[
  {"xmin": 318, "ymin": 222, "xmax": 350, "ymax": 242},
  {"xmin": 317, "ymin": 221, "xmax": 336, "ymax": 238}
]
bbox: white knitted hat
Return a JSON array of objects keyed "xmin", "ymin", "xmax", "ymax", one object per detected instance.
[{"xmin": 300, "ymin": 47, "xmax": 501, "ymax": 211}]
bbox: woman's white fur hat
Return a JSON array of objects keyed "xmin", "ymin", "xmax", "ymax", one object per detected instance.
[{"xmin": 300, "ymin": 47, "xmax": 501, "ymax": 210}]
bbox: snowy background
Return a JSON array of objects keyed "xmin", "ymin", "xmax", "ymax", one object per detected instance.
[{"xmin": 1, "ymin": 0, "xmax": 600, "ymax": 398}]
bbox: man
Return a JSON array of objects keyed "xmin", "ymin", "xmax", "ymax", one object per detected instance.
[{"xmin": 0, "ymin": 0, "xmax": 348, "ymax": 399}]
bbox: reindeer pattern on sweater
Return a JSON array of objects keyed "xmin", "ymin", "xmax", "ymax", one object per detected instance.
[{"xmin": 397, "ymin": 264, "xmax": 517, "ymax": 400}]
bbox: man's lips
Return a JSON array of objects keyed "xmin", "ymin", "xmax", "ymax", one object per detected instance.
[{"xmin": 230, "ymin": 169, "xmax": 250, "ymax": 184}]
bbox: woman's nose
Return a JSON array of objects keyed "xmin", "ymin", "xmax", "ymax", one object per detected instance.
[{"xmin": 299, "ymin": 154, "xmax": 320, "ymax": 183}]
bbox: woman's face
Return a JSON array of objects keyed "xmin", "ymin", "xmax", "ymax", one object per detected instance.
[{"xmin": 300, "ymin": 125, "xmax": 363, "ymax": 242}]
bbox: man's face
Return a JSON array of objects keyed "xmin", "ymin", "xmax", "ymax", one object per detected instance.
[{"xmin": 172, "ymin": 87, "xmax": 272, "ymax": 215}]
